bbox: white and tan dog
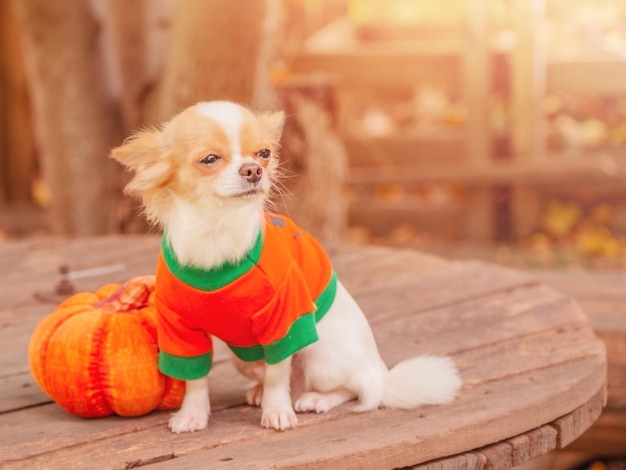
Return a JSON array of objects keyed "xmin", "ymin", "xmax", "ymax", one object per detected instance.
[{"xmin": 112, "ymin": 101, "xmax": 461, "ymax": 433}]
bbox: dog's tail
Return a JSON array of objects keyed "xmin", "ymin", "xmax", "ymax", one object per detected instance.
[{"xmin": 380, "ymin": 356, "xmax": 462, "ymax": 409}]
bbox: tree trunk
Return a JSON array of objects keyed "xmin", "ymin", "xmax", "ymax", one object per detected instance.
[
  {"xmin": 148, "ymin": 0, "xmax": 270, "ymax": 123},
  {"xmin": 103, "ymin": 0, "xmax": 147, "ymax": 132},
  {"xmin": 13, "ymin": 0, "xmax": 123, "ymax": 235},
  {"xmin": 276, "ymin": 80, "xmax": 347, "ymax": 250},
  {"xmin": 0, "ymin": 0, "xmax": 36, "ymax": 206}
]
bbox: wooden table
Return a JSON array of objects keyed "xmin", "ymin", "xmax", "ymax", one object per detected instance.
[{"xmin": 0, "ymin": 236, "xmax": 607, "ymax": 469}]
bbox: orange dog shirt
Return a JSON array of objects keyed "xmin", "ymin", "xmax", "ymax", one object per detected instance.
[{"xmin": 155, "ymin": 213, "xmax": 337, "ymax": 380}]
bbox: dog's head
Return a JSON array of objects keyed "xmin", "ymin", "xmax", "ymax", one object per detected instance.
[{"xmin": 111, "ymin": 101, "xmax": 284, "ymax": 224}]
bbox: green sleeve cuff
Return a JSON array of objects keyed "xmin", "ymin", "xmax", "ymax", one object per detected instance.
[
  {"xmin": 229, "ymin": 344, "xmax": 265, "ymax": 362},
  {"xmin": 159, "ymin": 351, "xmax": 212, "ymax": 380},
  {"xmin": 263, "ymin": 312, "xmax": 319, "ymax": 364},
  {"xmin": 229, "ymin": 313, "xmax": 319, "ymax": 365}
]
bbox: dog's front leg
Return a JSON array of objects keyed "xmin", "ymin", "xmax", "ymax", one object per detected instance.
[
  {"xmin": 169, "ymin": 375, "xmax": 210, "ymax": 433},
  {"xmin": 260, "ymin": 357, "xmax": 297, "ymax": 430}
]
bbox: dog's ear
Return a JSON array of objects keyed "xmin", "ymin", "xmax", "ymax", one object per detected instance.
[
  {"xmin": 111, "ymin": 130, "xmax": 172, "ymax": 196},
  {"xmin": 257, "ymin": 110, "xmax": 285, "ymax": 144}
]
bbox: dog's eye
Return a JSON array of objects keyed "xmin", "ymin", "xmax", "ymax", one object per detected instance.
[
  {"xmin": 200, "ymin": 154, "xmax": 220, "ymax": 165},
  {"xmin": 257, "ymin": 149, "xmax": 271, "ymax": 159}
]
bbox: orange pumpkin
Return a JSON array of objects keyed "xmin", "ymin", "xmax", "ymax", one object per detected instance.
[{"xmin": 28, "ymin": 276, "xmax": 185, "ymax": 418}]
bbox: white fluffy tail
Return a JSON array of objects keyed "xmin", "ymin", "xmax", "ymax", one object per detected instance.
[{"xmin": 381, "ymin": 356, "xmax": 462, "ymax": 409}]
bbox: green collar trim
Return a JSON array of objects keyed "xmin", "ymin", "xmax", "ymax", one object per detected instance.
[{"xmin": 162, "ymin": 229, "xmax": 264, "ymax": 291}]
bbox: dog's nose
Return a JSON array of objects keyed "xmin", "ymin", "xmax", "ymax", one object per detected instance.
[{"xmin": 239, "ymin": 163, "xmax": 263, "ymax": 183}]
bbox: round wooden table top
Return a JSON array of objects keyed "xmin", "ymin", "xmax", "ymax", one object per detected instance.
[{"xmin": 0, "ymin": 236, "xmax": 607, "ymax": 469}]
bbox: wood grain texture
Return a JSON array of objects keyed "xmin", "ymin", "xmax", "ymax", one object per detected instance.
[
  {"xmin": 530, "ymin": 269, "xmax": 626, "ymax": 457},
  {"xmin": 0, "ymin": 237, "xmax": 607, "ymax": 469},
  {"xmin": 533, "ymin": 270, "xmax": 625, "ymax": 409},
  {"xmin": 548, "ymin": 59, "xmax": 626, "ymax": 94}
]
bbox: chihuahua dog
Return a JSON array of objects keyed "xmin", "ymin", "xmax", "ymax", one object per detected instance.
[{"xmin": 112, "ymin": 101, "xmax": 461, "ymax": 433}]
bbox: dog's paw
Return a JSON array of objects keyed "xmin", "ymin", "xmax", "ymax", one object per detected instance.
[
  {"xmin": 294, "ymin": 392, "xmax": 333, "ymax": 414},
  {"xmin": 261, "ymin": 407, "xmax": 297, "ymax": 430},
  {"xmin": 295, "ymin": 390, "xmax": 355, "ymax": 414},
  {"xmin": 246, "ymin": 383, "xmax": 263, "ymax": 406},
  {"xmin": 168, "ymin": 409, "xmax": 209, "ymax": 433}
]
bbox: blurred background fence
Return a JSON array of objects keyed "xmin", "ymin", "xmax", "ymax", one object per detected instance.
[{"xmin": 1, "ymin": 0, "xmax": 626, "ymax": 266}]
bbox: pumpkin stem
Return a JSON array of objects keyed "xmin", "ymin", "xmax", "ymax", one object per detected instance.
[{"xmin": 94, "ymin": 275, "xmax": 155, "ymax": 312}]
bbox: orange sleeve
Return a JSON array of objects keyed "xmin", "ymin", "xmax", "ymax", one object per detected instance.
[
  {"xmin": 251, "ymin": 261, "xmax": 317, "ymax": 346},
  {"xmin": 155, "ymin": 299, "xmax": 213, "ymax": 358}
]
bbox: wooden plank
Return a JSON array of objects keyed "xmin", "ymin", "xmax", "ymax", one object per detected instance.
[
  {"xmin": 0, "ymin": 235, "xmax": 161, "ymax": 283},
  {"xmin": 461, "ymin": 0, "xmax": 490, "ymax": 168},
  {"xmin": 509, "ymin": 0, "xmax": 546, "ymax": 239},
  {"xmin": 0, "ymin": 359, "xmax": 605, "ymax": 470},
  {"xmin": 0, "ymin": 238, "xmax": 452, "ymax": 307},
  {"xmin": 475, "ymin": 442, "xmax": 520, "ymax": 470},
  {"xmin": 510, "ymin": 185, "xmax": 542, "ymax": 239},
  {"xmin": 452, "ymin": 324, "xmax": 603, "ymax": 387},
  {"xmin": 548, "ymin": 59, "xmax": 626, "ymax": 94},
  {"xmin": 0, "ymin": 371, "xmax": 50, "ymax": 413},
  {"xmin": 342, "ymin": 261, "xmax": 538, "ymax": 324},
  {"xmin": 464, "ymin": 187, "xmax": 495, "ymax": 241},
  {"xmin": 348, "ymin": 200, "xmax": 462, "ymax": 237},
  {"xmin": 0, "ymin": 303, "xmax": 50, "ymax": 377},
  {"xmin": 506, "ymin": 426, "xmax": 559, "ymax": 467},
  {"xmin": 373, "ymin": 289, "xmax": 590, "ymax": 366},
  {"xmin": 338, "ymin": 251, "xmax": 480, "ymax": 294},
  {"xmin": 347, "ymin": 155, "xmax": 626, "ymax": 186},
  {"xmin": 413, "ymin": 452, "xmax": 485, "ymax": 470},
  {"xmin": 531, "ymin": 270, "xmax": 626, "ymax": 410},
  {"xmin": 551, "ymin": 383, "xmax": 607, "ymax": 449},
  {"xmin": 461, "ymin": 0, "xmax": 493, "ymax": 241},
  {"xmin": 4, "ymin": 235, "xmax": 458, "ymax": 310},
  {"xmin": 598, "ymin": 328, "xmax": 626, "ymax": 410},
  {"xmin": 334, "ymin": 244, "xmax": 450, "ymax": 275},
  {"xmin": 0, "ymin": 360, "xmax": 253, "ymax": 463},
  {"xmin": 349, "ymin": 261, "xmax": 536, "ymax": 321},
  {"xmin": 510, "ymin": 0, "xmax": 546, "ymax": 162},
  {"xmin": 413, "ymin": 391, "xmax": 605, "ymax": 470},
  {"xmin": 543, "ymin": 183, "xmax": 626, "ymax": 203},
  {"xmin": 575, "ymin": 301, "xmax": 626, "ymax": 330},
  {"xmin": 304, "ymin": 39, "xmax": 466, "ymax": 57},
  {"xmin": 343, "ymin": 134, "xmax": 465, "ymax": 169},
  {"xmin": 569, "ymin": 313, "xmax": 625, "ymax": 410},
  {"xmin": 0, "ymin": 236, "xmax": 161, "ymax": 309},
  {"xmin": 291, "ymin": 44, "xmax": 461, "ymax": 89},
  {"xmin": 566, "ymin": 410, "xmax": 626, "ymax": 456},
  {"xmin": 531, "ymin": 270, "xmax": 626, "ymax": 302}
]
